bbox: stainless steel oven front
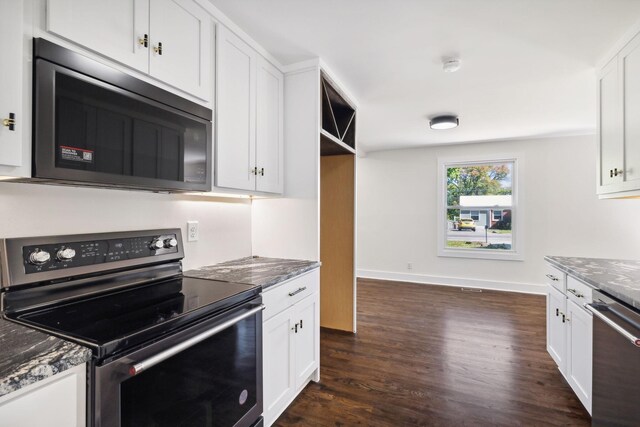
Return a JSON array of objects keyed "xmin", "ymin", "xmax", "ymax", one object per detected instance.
[{"xmin": 93, "ymin": 300, "xmax": 263, "ymax": 427}]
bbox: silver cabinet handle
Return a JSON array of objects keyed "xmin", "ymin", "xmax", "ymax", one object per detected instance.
[
  {"xmin": 546, "ymin": 274, "xmax": 559, "ymax": 282},
  {"xmin": 130, "ymin": 304, "xmax": 265, "ymax": 375},
  {"xmin": 567, "ymin": 288, "xmax": 584, "ymax": 298},
  {"xmin": 585, "ymin": 303, "xmax": 640, "ymax": 348},
  {"xmin": 288, "ymin": 286, "xmax": 307, "ymax": 297}
]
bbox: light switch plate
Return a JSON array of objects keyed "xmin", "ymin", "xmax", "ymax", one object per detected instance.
[{"xmin": 187, "ymin": 221, "xmax": 199, "ymax": 242}]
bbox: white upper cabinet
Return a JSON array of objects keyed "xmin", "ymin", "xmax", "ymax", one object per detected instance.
[
  {"xmin": 621, "ymin": 33, "xmax": 640, "ymax": 188},
  {"xmin": 598, "ymin": 58, "xmax": 622, "ymax": 190},
  {"xmin": 0, "ymin": 0, "xmax": 24, "ymax": 167},
  {"xmin": 148, "ymin": 0, "xmax": 211, "ymax": 99},
  {"xmin": 215, "ymin": 25, "xmax": 284, "ymax": 194},
  {"xmin": 46, "ymin": 0, "xmax": 212, "ymax": 101},
  {"xmin": 256, "ymin": 56, "xmax": 284, "ymax": 193},
  {"xmin": 216, "ymin": 25, "xmax": 257, "ymax": 191},
  {"xmin": 598, "ymin": 30, "xmax": 640, "ymax": 197},
  {"xmin": 47, "ymin": 0, "xmax": 150, "ymax": 72}
]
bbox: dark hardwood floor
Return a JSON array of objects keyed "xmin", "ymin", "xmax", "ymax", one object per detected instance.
[{"xmin": 275, "ymin": 278, "xmax": 591, "ymax": 426}]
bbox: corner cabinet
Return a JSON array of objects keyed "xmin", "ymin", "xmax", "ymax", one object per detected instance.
[
  {"xmin": 262, "ymin": 269, "xmax": 319, "ymax": 426},
  {"xmin": 46, "ymin": 0, "xmax": 213, "ymax": 101},
  {"xmin": 545, "ymin": 264, "xmax": 593, "ymax": 414},
  {"xmin": 216, "ymin": 25, "xmax": 283, "ymax": 194},
  {"xmin": 0, "ymin": 364, "xmax": 86, "ymax": 427},
  {"xmin": 597, "ymin": 30, "xmax": 640, "ymax": 198}
]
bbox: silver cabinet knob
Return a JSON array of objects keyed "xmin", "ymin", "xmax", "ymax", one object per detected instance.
[
  {"xmin": 29, "ymin": 249, "xmax": 51, "ymax": 265},
  {"xmin": 164, "ymin": 238, "xmax": 178, "ymax": 248},
  {"xmin": 150, "ymin": 239, "xmax": 164, "ymax": 250},
  {"xmin": 57, "ymin": 247, "xmax": 76, "ymax": 261}
]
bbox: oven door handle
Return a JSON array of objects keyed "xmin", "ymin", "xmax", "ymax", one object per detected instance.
[
  {"xmin": 585, "ymin": 303, "xmax": 640, "ymax": 348},
  {"xmin": 129, "ymin": 304, "xmax": 265, "ymax": 375}
]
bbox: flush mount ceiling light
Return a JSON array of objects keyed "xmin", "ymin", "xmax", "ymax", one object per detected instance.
[{"xmin": 429, "ymin": 115, "xmax": 459, "ymax": 130}]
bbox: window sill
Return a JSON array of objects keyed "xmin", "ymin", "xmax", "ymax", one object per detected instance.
[{"xmin": 438, "ymin": 248, "xmax": 524, "ymax": 261}]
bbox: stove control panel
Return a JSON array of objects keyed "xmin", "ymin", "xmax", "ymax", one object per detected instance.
[{"xmin": 22, "ymin": 233, "xmax": 179, "ymax": 274}]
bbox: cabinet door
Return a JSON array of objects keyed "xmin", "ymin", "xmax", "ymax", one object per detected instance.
[
  {"xmin": 566, "ymin": 299, "xmax": 593, "ymax": 415},
  {"xmin": 215, "ymin": 25, "xmax": 256, "ymax": 191},
  {"xmin": 547, "ymin": 285, "xmax": 567, "ymax": 373},
  {"xmin": 148, "ymin": 0, "xmax": 212, "ymax": 101},
  {"xmin": 263, "ymin": 307, "xmax": 295, "ymax": 426},
  {"xmin": 0, "ymin": 0, "xmax": 23, "ymax": 167},
  {"xmin": 621, "ymin": 32, "xmax": 640, "ymax": 189},
  {"xmin": 256, "ymin": 56, "xmax": 284, "ymax": 194},
  {"xmin": 47, "ymin": 0, "xmax": 150, "ymax": 73},
  {"xmin": 598, "ymin": 57, "xmax": 623, "ymax": 190},
  {"xmin": 294, "ymin": 292, "xmax": 319, "ymax": 389},
  {"xmin": 0, "ymin": 364, "xmax": 86, "ymax": 427}
]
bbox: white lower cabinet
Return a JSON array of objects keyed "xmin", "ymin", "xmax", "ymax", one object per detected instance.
[
  {"xmin": 0, "ymin": 364, "xmax": 86, "ymax": 427},
  {"xmin": 566, "ymin": 298, "xmax": 592, "ymax": 414},
  {"xmin": 546, "ymin": 285, "xmax": 567, "ymax": 371},
  {"xmin": 545, "ymin": 265, "xmax": 593, "ymax": 415},
  {"xmin": 262, "ymin": 270, "xmax": 319, "ymax": 426}
]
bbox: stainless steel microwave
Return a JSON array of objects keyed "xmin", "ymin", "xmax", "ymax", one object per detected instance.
[{"xmin": 33, "ymin": 39, "xmax": 212, "ymax": 192}]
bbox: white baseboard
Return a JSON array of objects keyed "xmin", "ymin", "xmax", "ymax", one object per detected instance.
[{"xmin": 356, "ymin": 269, "xmax": 546, "ymax": 295}]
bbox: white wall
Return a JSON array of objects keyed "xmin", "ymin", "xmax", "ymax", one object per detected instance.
[
  {"xmin": 356, "ymin": 134, "xmax": 640, "ymax": 293},
  {"xmin": 0, "ymin": 182, "xmax": 252, "ymax": 270}
]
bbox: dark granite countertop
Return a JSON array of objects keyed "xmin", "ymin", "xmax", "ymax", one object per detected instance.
[
  {"xmin": 545, "ymin": 256, "xmax": 640, "ymax": 310},
  {"xmin": 0, "ymin": 317, "xmax": 91, "ymax": 398},
  {"xmin": 184, "ymin": 256, "xmax": 320, "ymax": 290}
]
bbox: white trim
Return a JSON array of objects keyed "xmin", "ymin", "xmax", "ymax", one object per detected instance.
[
  {"xmin": 357, "ymin": 269, "xmax": 545, "ymax": 295},
  {"xmin": 318, "ymin": 59, "xmax": 360, "ymax": 109},
  {"xmin": 281, "ymin": 58, "xmax": 321, "ymax": 74},
  {"xmin": 194, "ymin": 0, "xmax": 285, "ymax": 72},
  {"xmin": 596, "ymin": 16, "xmax": 640, "ymax": 70},
  {"xmin": 437, "ymin": 154, "xmax": 524, "ymax": 261}
]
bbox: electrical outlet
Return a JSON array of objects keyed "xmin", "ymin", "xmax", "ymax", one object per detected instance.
[
  {"xmin": 407, "ymin": 262, "xmax": 413, "ymax": 270},
  {"xmin": 187, "ymin": 221, "xmax": 199, "ymax": 242}
]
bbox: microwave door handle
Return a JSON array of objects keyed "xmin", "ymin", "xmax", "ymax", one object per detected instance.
[
  {"xmin": 585, "ymin": 303, "xmax": 640, "ymax": 348},
  {"xmin": 129, "ymin": 304, "xmax": 265, "ymax": 375}
]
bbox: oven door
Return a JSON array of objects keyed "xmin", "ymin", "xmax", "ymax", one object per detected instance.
[{"xmin": 93, "ymin": 300, "xmax": 263, "ymax": 427}]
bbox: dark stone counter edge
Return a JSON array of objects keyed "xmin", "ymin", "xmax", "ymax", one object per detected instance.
[
  {"xmin": 0, "ymin": 334, "xmax": 92, "ymax": 399},
  {"xmin": 544, "ymin": 256, "xmax": 601, "ymax": 290},
  {"xmin": 258, "ymin": 263, "xmax": 321, "ymax": 291},
  {"xmin": 544, "ymin": 256, "xmax": 640, "ymax": 309}
]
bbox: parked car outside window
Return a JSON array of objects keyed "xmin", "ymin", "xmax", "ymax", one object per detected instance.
[{"xmin": 456, "ymin": 218, "xmax": 476, "ymax": 231}]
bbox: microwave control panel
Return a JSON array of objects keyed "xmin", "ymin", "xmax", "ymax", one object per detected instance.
[{"xmin": 22, "ymin": 234, "xmax": 179, "ymax": 274}]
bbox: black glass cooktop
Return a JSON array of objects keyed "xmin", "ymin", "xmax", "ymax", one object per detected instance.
[{"xmin": 10, "ymin": 277, "xmax": 259, "ymax": 359}]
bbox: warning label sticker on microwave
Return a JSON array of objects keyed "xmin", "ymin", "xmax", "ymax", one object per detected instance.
[{"xmin": 60, "ymin": 146, "xmax": 94, "ymax": 164}]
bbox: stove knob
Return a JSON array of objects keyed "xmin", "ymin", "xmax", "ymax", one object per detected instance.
[
  {"xmin": 28, "ymin": 249, "xmax": 51, "ymax": 265},
  {"xmin": 150, "ymin": 239, "xmax": 164, "ymax": 250},
  {"xmin": 57, "ymin": 247, "xmax": 76, "ymax": 261},
  {"xmin": 164, "ymin": 238, "xmax": 178, "ymax": 248}
]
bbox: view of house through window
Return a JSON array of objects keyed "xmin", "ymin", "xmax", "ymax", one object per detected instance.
[{"xmin": 445, "ymin": 161, "xmax": 514, "ymax": 251}]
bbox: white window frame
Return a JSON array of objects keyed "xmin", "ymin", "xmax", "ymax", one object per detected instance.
[{"xmin": 437, "ymin": 155, "xmax": 524, "ymax": 261}]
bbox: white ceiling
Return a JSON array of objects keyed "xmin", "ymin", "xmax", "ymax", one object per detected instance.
[{"xmin": 209, "ymin": 0, "xmax": 640, "ymax": 153}]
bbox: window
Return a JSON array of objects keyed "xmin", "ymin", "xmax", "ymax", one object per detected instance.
[{"xmin": 437, "ymin": 157, "xmax": 521, "ymax": 261}]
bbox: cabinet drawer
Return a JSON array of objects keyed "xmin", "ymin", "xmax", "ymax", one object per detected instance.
[
  {"xmin": 545, "ymin": 264, "xmax": 566, "ymax": 293},
  {"xmin": 262, "ymin": 269, "xmax": 319, "ymax": 321},
  {"xmin": 566, "ymin": 276, "xmax": 593, "ymax": 307}
]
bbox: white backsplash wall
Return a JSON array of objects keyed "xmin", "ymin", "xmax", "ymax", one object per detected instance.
[
  {"xmin": 356, "ymin": 134, "xmax": 640, "ymax": 293},
  {"xmin": 0, "ymin": 183, "xmax": 252, "ymax": 270}
]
